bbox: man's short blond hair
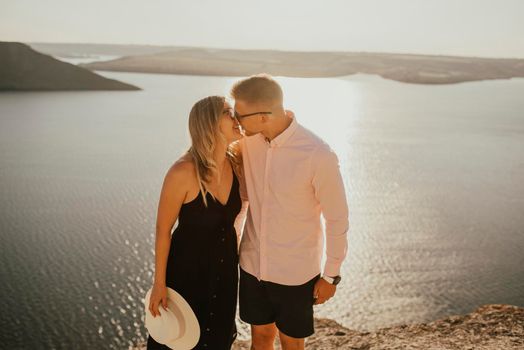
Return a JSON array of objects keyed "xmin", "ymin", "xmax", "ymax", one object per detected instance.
[{"xmin": 230, "ymin": 73, "xmax": 283, "ymax": 105}]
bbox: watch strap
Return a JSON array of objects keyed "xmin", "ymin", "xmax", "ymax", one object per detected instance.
[
  {"xmin": 322, "ymin": 275, "xmax": 341, "ymax": 285},
  {"xmin": 322, "ymin": 276, "xmax": 334, "ymax": 284}
]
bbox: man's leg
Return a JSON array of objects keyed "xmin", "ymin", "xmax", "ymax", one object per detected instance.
[
  {"xmin": 239, "ymin": 268, "xmax": 278, "ymax": 349},
  {"xmin": 278, "ymin": 330, "xmax": 305, "ymax": 350},
  {"xmin": 251, "ymin": 323, "xmax": 278, "ymax": 350},
  {"xmin": 270, "ymin": 274, "xmax": 320, "ymax": 350}
]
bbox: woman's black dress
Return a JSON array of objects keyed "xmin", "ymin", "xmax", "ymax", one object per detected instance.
[{"xmin": 147, "ymin": 171, "xmax": 241, "ymax": 350}]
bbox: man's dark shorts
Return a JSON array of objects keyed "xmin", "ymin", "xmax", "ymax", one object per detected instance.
[{"xmin": 239, "ymin": 267, "xmax": 320, "ymax": 339}]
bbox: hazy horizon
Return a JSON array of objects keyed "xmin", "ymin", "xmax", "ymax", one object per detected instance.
[{"xmin": 2, "ymin": 0, "xmax": 524, "ymax": 59}]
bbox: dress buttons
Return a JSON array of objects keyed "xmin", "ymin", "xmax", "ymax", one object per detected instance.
[
  {"xmin": 221, "ymin": 237, "xmax": 225, "ymax": 242},
  {"xmin": 212, "ymin": 294, "xmax": 217, "ymax": 298},
  {"xmin": 220, "ymin": 258, "xmax": 224, "ymax": 263},
  {"xmin": 206, "ymin": 328, "xmax": 211, "ymax": 332}
]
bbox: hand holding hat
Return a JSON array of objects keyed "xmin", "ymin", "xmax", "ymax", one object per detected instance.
[
  {"xmin": 148, "ymin": 284, "xmax": 168, "ymax": 317},
  {"xmin": 144, "ymin": 286, "xmax": 200, "ymax": 349}
]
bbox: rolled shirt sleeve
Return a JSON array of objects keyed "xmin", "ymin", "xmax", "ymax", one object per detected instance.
[{"xmin": 311, "ymin": 145, "xmax": 349, "ymax": 278}]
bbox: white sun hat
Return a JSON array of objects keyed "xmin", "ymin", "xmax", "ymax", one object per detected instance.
[{"xmin": 144, "ymin": 286, "xmax": 200, "ymax": 349}]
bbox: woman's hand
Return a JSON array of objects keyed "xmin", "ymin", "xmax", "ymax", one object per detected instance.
[{"xmin": 148, "ymin": 283, "xmax": 168, "ymax": 317}]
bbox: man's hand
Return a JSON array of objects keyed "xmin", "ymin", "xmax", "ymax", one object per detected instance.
[{"xmin": 312, "ymin": 277, "xmax": 337, "ymax": 305}]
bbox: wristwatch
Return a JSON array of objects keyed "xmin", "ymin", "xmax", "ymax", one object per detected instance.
[{"xmin": 322, "ymin": 275, "xmax": 341, "ymax": 285}]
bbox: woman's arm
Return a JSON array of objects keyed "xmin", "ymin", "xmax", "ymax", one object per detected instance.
[
  {"xmin": 153, "ymin": 160, "xmax": 193, "ymax": 286},
  {"xmin": 149, "ymin": 159, "xmax": 193, "ymax": 317}
]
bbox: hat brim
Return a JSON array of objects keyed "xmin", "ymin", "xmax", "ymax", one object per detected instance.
[{"xmin": 145, "ymin": 287, "xmax": 200, "ymax": 350}]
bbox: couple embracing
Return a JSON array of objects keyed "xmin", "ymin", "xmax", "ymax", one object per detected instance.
[{"xmin": 146, "ymin": 74, "xmax": 349, "ymax": 350}]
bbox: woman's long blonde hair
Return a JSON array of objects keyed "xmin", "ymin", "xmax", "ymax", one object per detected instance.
[{"xmin": 186, "ymin": 95, "xmax": 241, "ymax": 207}]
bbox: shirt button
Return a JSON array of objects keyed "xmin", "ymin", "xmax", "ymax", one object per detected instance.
[
  {"xmin": 221, "ymin": 237, "xmax": 225, "ymax": 242},
  {"xmin": 210, "ymin": 312, "xmax": 214, "ymax": 316},
  {"xmin": 221, "ymin": 227, "xmax": 225, "ymax": 232},
  {"xmin": 212, "ymin": 294, "xmax": 217, "ymax": 298},
  {"xmin": 206, "ymin": 328, "xmax": 210, "ymax": 332},
  {"xmin": 203, "ymin": 344, "xmax": 207, "ymax": 347}
]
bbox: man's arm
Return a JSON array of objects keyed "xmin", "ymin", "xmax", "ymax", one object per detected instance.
[
  {"xmin": 311, "ymin": 144, "xmax": 349, "ymax": 278},
  {"xmin": 234, "ymin": 171, "xmax": 249, "ymax": 247},
  {"xmin": 233, "ymin": 140, "xmax": 249, "ymax": 247}
]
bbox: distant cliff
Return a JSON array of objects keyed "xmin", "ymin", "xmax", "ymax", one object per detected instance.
[
  {"xmin": 0, "ymin": 42, "xmax": 140, "ymax": 91},
  {"xmin": 76, "ymin": 46, "xmax": 524, "ymax": 84},
  {"xmin": 132, "ymin": 304, "xmax": 524, "ymax": 349}
]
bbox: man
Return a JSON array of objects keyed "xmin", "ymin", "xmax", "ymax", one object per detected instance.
[{"xmin": 231, "ymin": 74, "xmax": 349, "ymax": 350}]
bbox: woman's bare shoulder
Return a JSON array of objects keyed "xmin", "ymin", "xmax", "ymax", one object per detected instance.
[{"xmin": 165, "ymin": 154, "xmax": 196, "ymax": 185}]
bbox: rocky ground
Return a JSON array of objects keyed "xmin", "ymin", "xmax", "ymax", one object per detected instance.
[
  {"xmin": 134, "ymin": 304, "xmax": 523, "ymax": 349},
  {"xmin": 235, "ymin": 304, "xmax": 523, "ymax": 350}
]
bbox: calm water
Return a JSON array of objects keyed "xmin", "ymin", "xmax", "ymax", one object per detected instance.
[{"xmin": 1, "ymin": 72, "xmax": 523, "ymax": 349}]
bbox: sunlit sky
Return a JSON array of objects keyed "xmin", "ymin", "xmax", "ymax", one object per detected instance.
[{"xmin": 2, "ymin": 0, "xmax": 524, "ymax": 58}]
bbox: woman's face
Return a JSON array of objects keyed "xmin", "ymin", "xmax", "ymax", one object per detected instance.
[{"xmin": 219, "ymin": 101, "xmax": 243, "ymax": 144}]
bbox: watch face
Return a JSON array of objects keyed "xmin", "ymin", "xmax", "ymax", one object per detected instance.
[{"xmin": 333, "ymin": 276, "xmax": 342, "ymax": 285}]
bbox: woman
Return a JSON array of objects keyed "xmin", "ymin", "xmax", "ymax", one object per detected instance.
[{"xmin": 147, "ymin": 96, "xmax": 243, "ymax": 349}]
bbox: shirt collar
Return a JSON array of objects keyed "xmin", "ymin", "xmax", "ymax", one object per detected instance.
[{"xmin": 261, "ymin": 112, "xmax": 298, "ymax": 148}]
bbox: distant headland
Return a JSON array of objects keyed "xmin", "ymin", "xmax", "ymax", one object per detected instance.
[
  {"xmin": 0, "ymin": 42, "xmax": 140, "ymax": 91},
  {"xmin": 27, "ymin": 43, "xmax": 524, "ymax": 85}
]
